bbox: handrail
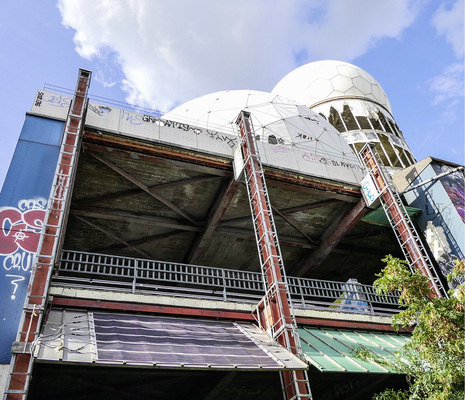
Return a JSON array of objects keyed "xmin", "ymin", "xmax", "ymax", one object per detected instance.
[{"xmin": 54, "ymin": 250, "xmax": 400, "ymax": 315}]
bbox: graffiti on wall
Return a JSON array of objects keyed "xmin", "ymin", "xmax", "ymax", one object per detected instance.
[
  {"xmin": 140, "ymin": 113, "xmax": 238, "ymax": 148},
  {"xmin": 432, "ymin": 163, "xmax": 465, "ymax": 223},
  {"xmin": 426, "ymin": 221, "xmax": 464, "ymax": 288},
  {"xmin": 0, "ymin": 198, "xmax": 46, "ymax": 300},
  {"xmin": 34, "ymin": 91, "xmax": 72, "ymax": 109}
]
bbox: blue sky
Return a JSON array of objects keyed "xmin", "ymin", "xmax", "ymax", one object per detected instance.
[{"xmin": 0, "ymin": 0, "xmax": 463, "ymax": 189}]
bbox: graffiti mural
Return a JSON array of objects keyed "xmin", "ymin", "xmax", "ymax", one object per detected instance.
[
  {"xmin": 0, "ymin": 198, "xmax": 46, "ymax": 300},
  {"xmin": 432, "ymin": 163, "xmax": 465, "ymax": 223},
  {"xmin": 0, "ymin": 114, "xmax": 63, "ymax": 362}
]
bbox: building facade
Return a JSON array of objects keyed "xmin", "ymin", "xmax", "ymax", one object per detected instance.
[{"xmin": 1, "ymin": 62, "xmax": 461, "ymax": 399}]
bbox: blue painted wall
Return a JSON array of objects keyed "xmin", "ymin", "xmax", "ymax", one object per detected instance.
[{"xmin": 0, "ymin": 115, "xmax": 64, "ymax": 363}]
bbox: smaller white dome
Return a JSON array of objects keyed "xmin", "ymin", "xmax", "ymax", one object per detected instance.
[
  {"xmin": 164, "ymin": 90, "xmax": 277, "ymax": 134},
  {"xmin": 272, "ymin": 60, "xmax": 392, "ymax": 113},
  {"xmin": 163, "ymin": 89, "xmax": 359, "ymax": 164},
  {"xmin": 163, "ymin": 90, "xmax": 363, "ymax": 185}
]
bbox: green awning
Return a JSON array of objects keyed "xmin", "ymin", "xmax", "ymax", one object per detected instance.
[
  {"xmin": 361, "ymin": 206, "xmax": 422, "ymax": 226},
  {"xmin": 298, "ymin": 327, "xmax": 409, "ymax": 373}
]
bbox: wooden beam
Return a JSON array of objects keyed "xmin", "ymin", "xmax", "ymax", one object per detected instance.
[
  {"xmin": 187, "ymin": 178, "xmax": 240, "ymax": 264},
  {"xmin": 89, "ymin": 152, "xmax": 202, "ymax": 226},
  {"xmin": 296, "ymin": 198, "xmax": 368, "ymax": 276}
]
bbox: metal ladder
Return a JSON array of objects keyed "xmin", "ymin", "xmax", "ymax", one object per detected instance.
[
  {"xmin": 358, "ymin": 143, "xmax": 447, "ymax": 298},
  {"xmin": 236, "ymin": 111, "xmax": 312, "ymax": 400},
  {"xmin": 3, "ymin": 69, "xmax": 91, "ymax": 400}
]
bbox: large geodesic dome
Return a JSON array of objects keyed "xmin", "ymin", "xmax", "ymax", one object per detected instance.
[
  {"xmin": 272, "ymin": 61, "xmax": 415, "ymax": 169},
  {"xmin": 272, "ymin": 60, "xmax": 392, "ymax": 112},
  {"xmin": 163, "ymin": 90, "xmax": 359, "ymax": 162}
]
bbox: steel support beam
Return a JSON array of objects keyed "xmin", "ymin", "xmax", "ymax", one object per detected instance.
[
  {"xmin": 82, "ymin": 138, "xmax": 232, "ymax": 177},
  {"xmin": 74, "ymin": 215, "xmax": 152, "ymax": 258},
  {"xmin": 90, "ymin": 230, "xmax": 183, "ymax": 253},
  {"xmin": 272, "ymin": 206, "xmax": 315, "ymax": 244},
  {"xmin": 4, "ymin": 68, "xmax": 91, "ymax": 400},
  {"xmin": 187, "ymin": 178, "xmax": 239, "ymax": 264},
  {"xmin": 220, "ymin": 199, "xmax": 342, "ymax": 226},
  {"xmin": 297, "ymin": 198, "xmax": 368, "ymax": 276},
  {"xmin": 74, "ymin": 175, "xmax": 219, "ymax": 207},
  {"xmin": 88, "ymin": 152, "xmax": 202, "ymax": 226},
  {"xmin": 70, "ymin": 207, "xmax": 203, "ymax": 232}
]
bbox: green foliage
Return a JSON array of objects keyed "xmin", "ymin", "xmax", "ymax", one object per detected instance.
[
  {"xmin": 373, "ymin": 389, "xmax": 409, "ymax": 400},
  {"xmin": 359, "ymin": 255, "xmax": 465, "ymax": 400}
]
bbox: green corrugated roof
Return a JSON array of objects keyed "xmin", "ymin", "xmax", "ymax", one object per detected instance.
[
  {"xmin": 298, "ymin": 327, "xmax": 409, "ymax": 373},
  {"xmin": 361, "ymin": 206, "xmax": 422, "ymax": 226}
]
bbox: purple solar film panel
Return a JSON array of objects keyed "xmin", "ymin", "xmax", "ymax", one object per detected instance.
[{"xmin": 92, "ymin": 313, "xmax": 282, "ymax": 369}]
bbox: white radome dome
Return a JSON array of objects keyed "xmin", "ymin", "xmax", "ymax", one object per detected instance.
[
  {"xmin": 163, "ymin": 89, "xmax": 359, "ymax": 164},
  {"xmin": 272, "ymin": 60, "xmax": 392, "ymax": 113}
]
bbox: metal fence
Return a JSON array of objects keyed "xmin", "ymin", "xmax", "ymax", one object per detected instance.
[{"xmin": 54, "ymin": 250, "xmax": 401, "ymax": 315}]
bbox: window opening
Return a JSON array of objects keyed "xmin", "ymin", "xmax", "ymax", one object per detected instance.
[
  {"xmin": 329, "ymin": 106, "xmax": 347, "ymax": 132},
  {"xmin": 395, "ymin": 145, "xmax": 410, "ymax": 168},
  {"xmin": 369, "ymin": 114, "xmax": 383, "ymax": 131},
  {"xmin": 356, "ymin": 115, "xmax": 371, "ymax": 129},
  {"xmin": 379, "ymin": 134, "xmax": 399, "ymax": 167},
  {"xmin": 375, "ymin": 141, "xmax": 392, "ymax": 167},
  {"xmin": 268, "ymin": 135, "xmax": 278, "ymax": 145},
  {"xmin": 341, "ymin": 105, "xmax": 359, "ymax": 131},
  {"xmin": 377, "ymin": 112, "xmax": 392, "ymax": 134}
]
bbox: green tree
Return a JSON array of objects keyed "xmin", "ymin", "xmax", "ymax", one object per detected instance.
[{"xmin": 355, "ymin": 255, "xmax": 465, "ymax": 400}]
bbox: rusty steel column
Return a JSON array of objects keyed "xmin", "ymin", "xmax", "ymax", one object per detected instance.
[
  {"xmin": 359, "ymin": 143, "xmax": 447, "ymax": 298},
  {"xmin": 236, "ymin": 111, "xmax": 311, "ymax": 400},
  {"xmin": 4, "ymin": 69, "xmax": 91, "ymax": 400}
]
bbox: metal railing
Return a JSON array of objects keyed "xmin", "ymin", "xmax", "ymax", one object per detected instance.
[{"xmin": 54, "ymin": 250, "xmax": 401, "ymax": 315}]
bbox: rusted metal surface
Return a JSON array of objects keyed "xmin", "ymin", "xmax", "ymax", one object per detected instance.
[
  {"xmin": 236, "ymin": 111, "xmax": 311, "ymax": 399},
  {"xmin": 49, "ymin": 297, "xmax": 404, "ymax": 332},
  {"xmin": 51, "ymin": 297, "xmax": 256, "ymax": 321},
  {"xmin": 5, "ymin": 69, "xmax": 91, "ymax": 400}
]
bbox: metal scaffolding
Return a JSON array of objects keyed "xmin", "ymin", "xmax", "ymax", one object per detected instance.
[
  {"xmin": 358, "ymin": 143, "xmax": 448, "ymax": 299},
  {"xmin": 235, "ymin": 111, "xmax": 312, "ymax": 400},
  {"xmin": 3, "ymin": 69, "xmax": 91, "ymax": 400}
]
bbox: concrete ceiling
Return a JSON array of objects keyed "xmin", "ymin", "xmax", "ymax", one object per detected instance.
[{"xmin": 62, "ymin": 129, "xmax": 402, "ymax": 285}]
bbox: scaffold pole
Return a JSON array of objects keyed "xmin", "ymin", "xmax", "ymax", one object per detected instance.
[
  {"xmin": 236, "ymin": 111, "xmax": 312, "ymax": 400},
  {"xmin": 3, "ymin": 69, "xmax": 91, "ymax": 400}
]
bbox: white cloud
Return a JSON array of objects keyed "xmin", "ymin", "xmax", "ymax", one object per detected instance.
[
  {"xmin": 94, "ymin": 70, "xmax": 117, "ymax": 88},
  {"xmin": 429, "ymin": 62, "xmax": 464, "ymax": 104},
  {"xmin": 58, "ymin": 0, "xmax": 421, "ymax": 111},
  {"xmin": 432, "ymin": 0, "xmax": 464, "ymax": 58}
]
